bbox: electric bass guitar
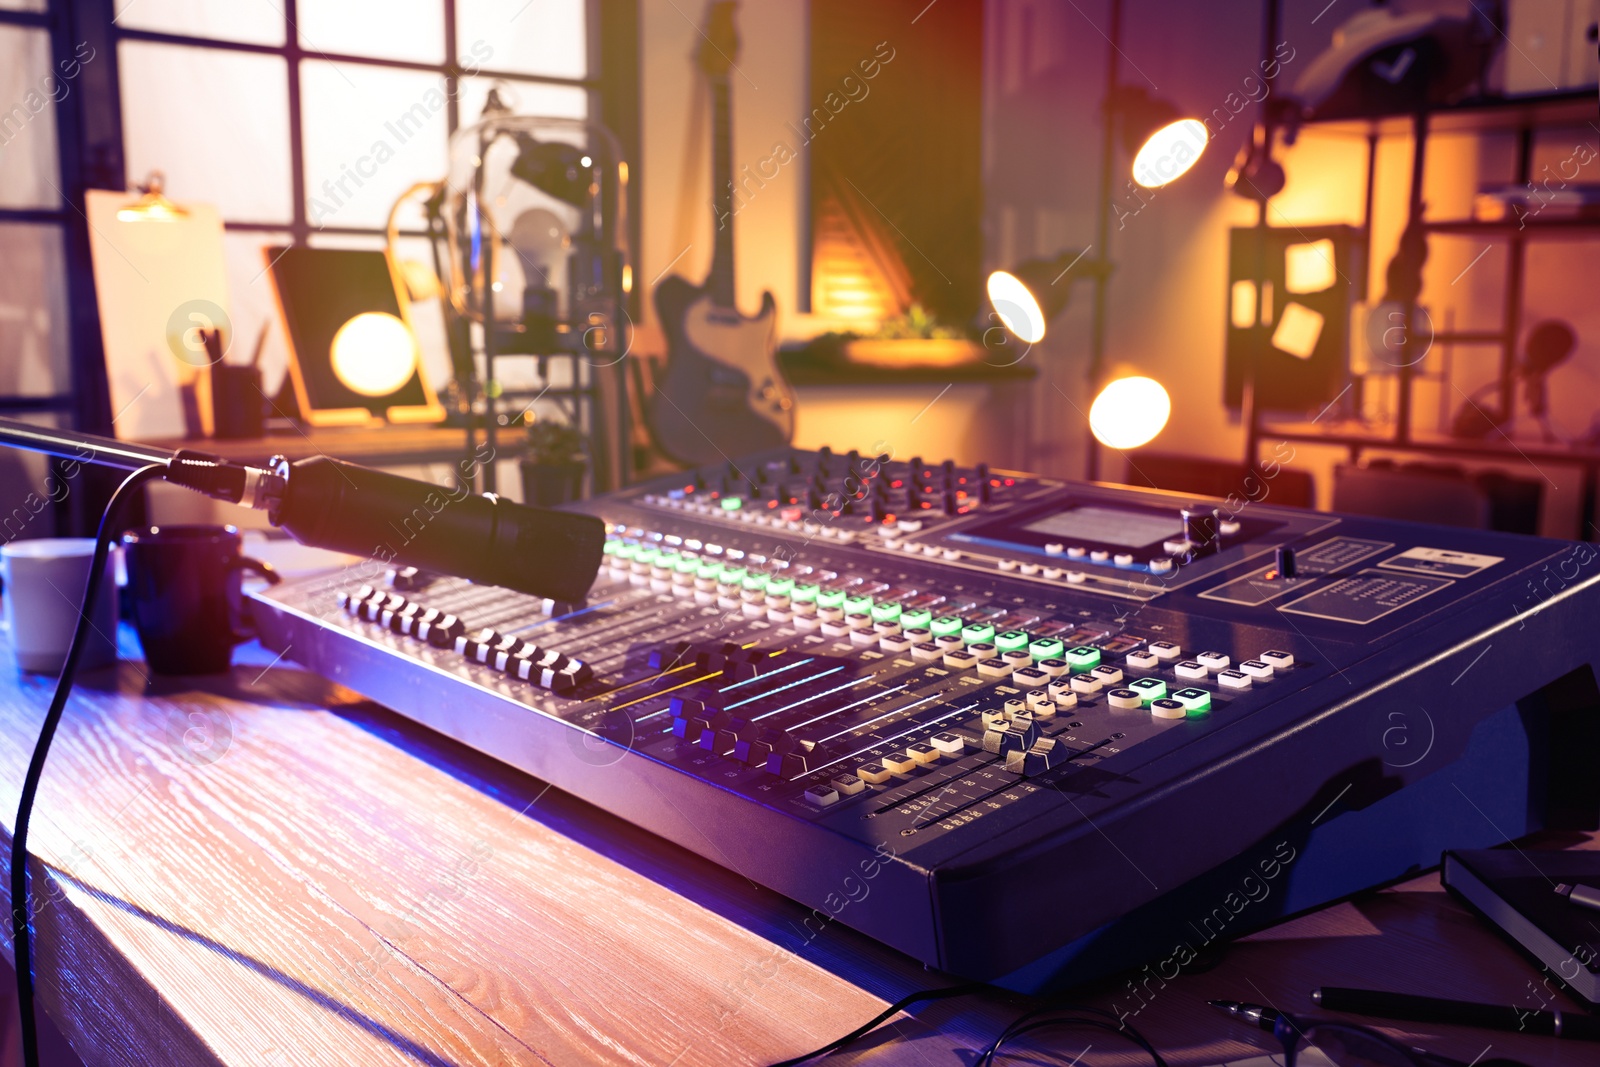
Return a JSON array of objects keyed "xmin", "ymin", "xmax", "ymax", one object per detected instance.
[{"xmin": 650, "ymin": 0, "xmax": 795, "ymax": 465}]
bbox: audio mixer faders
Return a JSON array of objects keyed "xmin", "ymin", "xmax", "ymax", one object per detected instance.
[{"xmin": 251, "ymin": 448, "xmax": 1600, "ymax": 988}]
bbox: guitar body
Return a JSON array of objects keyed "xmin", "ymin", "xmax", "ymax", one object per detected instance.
[{"xmin": 651, "ymin": 275, "xmax": 792, "ymax": 465}]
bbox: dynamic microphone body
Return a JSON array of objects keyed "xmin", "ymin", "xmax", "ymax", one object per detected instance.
[{"xmin": 269, "ymin": 456, "xmax": 605, "ymax": 604}]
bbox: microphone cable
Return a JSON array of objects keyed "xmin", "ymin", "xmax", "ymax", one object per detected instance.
[{"xmin": 9, "ymin": 463, "xmax": 165, "ymax": 1067}]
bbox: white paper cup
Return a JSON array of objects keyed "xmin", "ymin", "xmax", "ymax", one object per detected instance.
[{"xmin": 1, "ymin": 538, "xmax": 118, "ymax": 674}]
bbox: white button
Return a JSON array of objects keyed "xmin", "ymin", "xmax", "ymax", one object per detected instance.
[
  {"xmin": 793, "ymin": 615, "xmax": 820, "ymax": 631},
  {"xmin": 1151, "ymin": 698, "xmax": 1187, "ymax": 720},
  {"xmin": 1013, "ymin": 667, "xmax": 1050, "ymax": 688},
  {"xmin": 1069, "ymin": 673, "xmax": 1103, "ymax": 694},
  {"xmin": 1149, "ymin": 641, "xmax": 1182, "ymax": 659},
  {"xmin": 1217, "ymin": 670, "xmax": 1251, "ymax": 689},
  {"xmin": 1240, "ymin": 659, "xmax": 1273, "ymax": 679},
  {"xmin": 1026, "ymin": 689, "xmax": 1053, "ymax": 711},
  {"xmin": 1035, "ymin": 658, "xmax": 1070, "ymax": 677},
  {"xmin": 1126, "ymin": 650, "xmax": 1158, "ymax": 669},
  {"xmin": 1066, "ymin": 571, "xmax": 1087, "ymax": 584},
  {"xmin": 1149, "ymin": 558, "xmax": 1174, "ymax": 574},
  {"xmin": 943, "ymin": 651, "xmax": 979, "ymax": 669},
  {"xmin": 1113, "ymin": 553, "xmax": 1134, "ymax": 566},
  {"xmin": 848, "ymin": 631, "xmax": 877, "ymax": 647},
  {"xmin": 910, "ymin": 642, "xmax": 942, "ymax": 661},
  {"xmin": 1163, "ymin": 539, "xmax": 1191, "ymax": 555},
  {"xmin": 831, "ymin": 774, "xmax": 866, "ymax": 795},
  {"xmin": 1050, "ymin": 687, "xmax": 1079, "ymax": 709},
  {"xmin": 977, "ymin": 658, "xmax": 1012, "ymax": 678},
  {"xmin": 935, "ymin": 634, "xmax": 964, "ymax": 651},
  {"xmin": 1019, "ymin": 562, "xmax": 1041, "ymax": 575},
  {"xmin": 1197, "ymin": 651, "xmax": 1231, "ymax": 671},
  {"xmin": 1045, "ymin": 543, "xmax": 1065, "ymax": 555},
  {"xmin": 930, "ymin": 733, "xmax": 965, "ymax": 755},
  {"xmin": 1174, "ymin": 661, "xmax": 1208, "ymax": 680},
  {"xmin": 1043, "ymin": 567, "xmax": 1064, "ymax": 579},
  {"xmin": 1219, "ymin": 520, "xmax": 1241, "ymax": 536},
  {"xmin": 1067, "ymin": 546, "xmax": 1087, "ymax": 558},
  {"xmin": 879, "ymin": 635, "xmax": 913, "ymax": 653},
  {"xmin": 1092, "ymin": 664, "xmax": 1124, "ymax": 683},
  {"xmin": 1262, "ymin": 649, "xmax": 1295, "ymax": 668},
  {"xmin": 922, "ymin": 544, "xmax": 942, "ymax": 556},
  {"xmin": 897, "ymin": 519, "xmax": 924, "ymax": 533},
  {"xmin": 805, "ymin": 785, "xmax": 840, "ymax": 807},
  {"xmin": 882, "ymin": 752, "xmax": 917, "ymax": 774},
  {"xmin": 877, "ymin": 526, "xmax": 899, "ymax": 539},
  {"xmin": 1107, "ymin": 688, "xmax": 1143, "ymax": 709},
  {"xmin": 907, "ymin": 742, "xmax": 941, "ymax": 765},
  {"xmin": 1090, "ymin": 550, "xmax": 1111, "ymax": 562},
  {"xmin": 998, "ymin": 559, "xmax": 1020, "ymax": 572}
]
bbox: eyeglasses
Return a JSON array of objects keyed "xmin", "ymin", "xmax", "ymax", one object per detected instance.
[{"xmin": 1271, "ymin": 1013, "xmax": 1533, "ymax": 1067}]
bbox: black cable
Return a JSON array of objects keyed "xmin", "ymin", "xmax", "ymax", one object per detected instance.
[
  {"xmin": 10, "ymin": 463, "xmax": 165, "ymax": 1067},
  {"xmin": 766, "ymin": 982, "xmax": 989, "ymax": 1067},
  {"xmin": 978, "ymin": 1009, "xmax": 1170, "ymax": 1067}
]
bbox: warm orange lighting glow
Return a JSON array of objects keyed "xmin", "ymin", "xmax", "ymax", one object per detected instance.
[
  {"xmin": 1090, "ymin": 376, "xmax": 1170, "ymax": 449},
  {"xmin": 1285, "ymin": 239, "xmax": 1337, "ymax": 293},
  {"xmin": 986, "ymin": 270, "xmax": 1046, "ymax": 343},
  {"xmin": 1230, "ymin": 280, "xmax": 1257, "ymax": 329},
  {"xmin": 1272, "ymin": 302, "xmax": 1324, "ymax": 360},
  {"xmin": 330, "ymin": 312, "xmax": 418, "ymax": 397},
  {"xmin": 1131, "ymin": 119, "xmax": 1208, "ymax": 189}
]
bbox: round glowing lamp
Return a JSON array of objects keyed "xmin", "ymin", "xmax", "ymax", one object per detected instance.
[
  {"xmin": 1089, "ymin": 376, "xmax": 1170, "ymax": 449},
  {"xmin": 985, "ymin": 269, "xmax": 1048, "ymax": 344},
  {"xmin": 1131, "ymin": 119, "xmax": 1209, "ymax": 189},
  {"xmin": 329, "ymin": 312, "xmax": 418, "ymax": 397}
]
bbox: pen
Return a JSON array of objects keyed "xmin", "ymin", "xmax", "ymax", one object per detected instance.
[
  {"xmin": 1207, "ymin": 999, "xmax": 1286, "ymax": 1032},
  {"xmin": 1313, "ymin": 987, "xmax": 1600, "ymax": 1041},
  {"xmin": 1555, "ymin": 882, "xmax": 1600, "ymax": 914}
]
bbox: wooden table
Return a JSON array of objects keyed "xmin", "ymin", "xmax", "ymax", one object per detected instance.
[{"xmin": 0, "ymin": 581, "xmax": 1591, "ymax": 1065}]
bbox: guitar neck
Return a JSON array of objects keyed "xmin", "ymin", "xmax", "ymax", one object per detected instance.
[{"xmin": 708, "ymin": 75, "xmax": 736, "ymax": 309}]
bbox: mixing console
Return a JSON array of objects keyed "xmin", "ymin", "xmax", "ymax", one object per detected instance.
[{"xmin": 250, "ymin": 448, "xmax": 1600, "ymax": 987}]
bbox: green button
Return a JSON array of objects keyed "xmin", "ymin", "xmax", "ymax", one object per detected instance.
[
  {"xmin": 674, "ymin": 556, "xmax": 700, "ymax": 574},
  {"xmin": 870, "ymin": 601, "xmax": 902, "ymax": 622},
  {"xmin": 844, "ymin": 594, "xmax": 875, "ymax": 615},
  {"xmin": 635, "ymin": 548, "xmax": 662, "ymax": 566},
  {"xmin": 817, "ymin": 589, "xmax": 847, "ymax": 609},
  {"xmin": 696, "ymin": 561, "xmax": 722, "ymax": 580},
  {"xmin": 1064, "ymin": 646, "xmax": 1101, "ymax": 670},
  {"xmin": 720, "ymin": 497, "xmax": 744, "ymax": 511},
  {"xmin": 718, "ymin": 566, "xmax": 748, "ymax": 584},
  {"xmin": 1172, "ymin": 687, "xmax": 1211, "ymax": 714},
  {"xmin": 961, "ymin": 623, "xmax": 996, "ymax": 645},
  {"xmin": 743, "ymin": 573, "xmax": 770, "ymax": 592},
  {"xmin": 930, "ymin": 616, "xmax": 964, "ymax": 637},
  {"xmin": 767, "ymin": 578, "xmax": 794, "ymax": 597},
  {"xmin": 995, "ymin": 630, "xmax": 1030, "ymax": 653},
  {"xmin": 1129, "ymin": 677, "xmax": 1167, "ymax": 704},
  {"xmin": 614, "ymin": 543, "xmax": 640, "ymax": 560},
  {"xmin": 901, "ymin": 608, "xmax": 933, "ymax": 630},
  {"xmin": 792, "ymin": 583, "xmax": 820, "ymax": 603},
  {"xmin": 603, "ymin": 539, "xmax": 622, "ymax": 555},
  {"xmin": 1028, "ymin": 637, "xmax": 1065, "ymax": 662}
]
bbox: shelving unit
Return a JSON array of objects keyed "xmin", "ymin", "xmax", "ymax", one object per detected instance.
[{"xmin": 1246, "ymin": 90, "xmax": 1600, "ymax": 539}]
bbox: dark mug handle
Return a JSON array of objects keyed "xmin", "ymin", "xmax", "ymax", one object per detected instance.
[{"xmin": 228, "ymin": 556, "xmax": 281, "ymax": 644}]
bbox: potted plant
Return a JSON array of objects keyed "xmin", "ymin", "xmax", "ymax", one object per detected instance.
[{"xmin": 519, "ymin": 418, "xmax": 588, "ymax": 507}]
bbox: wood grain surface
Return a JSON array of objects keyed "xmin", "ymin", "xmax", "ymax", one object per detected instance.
[{"xmin": 0, "ymin": 623, "xmax": 1592, "ymax": 1067}]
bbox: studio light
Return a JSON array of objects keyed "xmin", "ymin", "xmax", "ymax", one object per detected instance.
[
  {"xmin": 330, "ymin": 312, "xmax": 419, "ymax": 397},
  {"xmin": 985, "ymin": 248, "xmax": 1095, "ymax": 344},
  {"xmin": 1089, "ymin": 376, "xmax": 1171, "ymax": 450},
  {"xmin": 1116, "ymin": 87, "xmax": 1209, "ymax": 190}
]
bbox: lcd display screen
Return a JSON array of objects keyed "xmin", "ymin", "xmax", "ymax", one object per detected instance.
[{"xmin": 1020, "ymin": 506, "xmax": 1185, "ymax": 549}]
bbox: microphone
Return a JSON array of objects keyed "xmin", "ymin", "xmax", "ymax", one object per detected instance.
[{"xmin": 0, "ymin": 418, "xmax": 605, "ymax": 603}]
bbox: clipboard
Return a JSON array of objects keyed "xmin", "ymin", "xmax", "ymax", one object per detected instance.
[{"xmin": 84, "ymin": 189, "xmax": 230, "ymax": 440}]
